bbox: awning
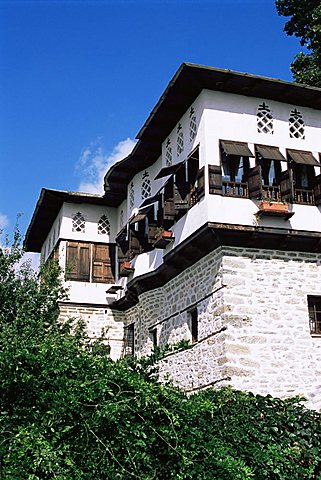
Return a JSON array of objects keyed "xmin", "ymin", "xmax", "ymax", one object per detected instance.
[
  {"xmin": 256, "ymin": 145, "xmax": 286, "ymax": 161},
  {"xmin": 220, "ymin": 140, "xmax": 254, "ymax": 157},
  {"xmin": 130, "ymin": 212, "xmax": 148, "ymax": 224},
  {"xmin": 154, "ymin": 161, "xmax": 185, "ymax": 180},
  {"xmin": 287, "ymin": 149, "xmax": 320, "ymax": 166}
]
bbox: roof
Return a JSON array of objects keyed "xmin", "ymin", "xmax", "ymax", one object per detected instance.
[
  {"xmin": 104, "ymin": 62, "xmax": 321, "ymax": 205},
  {"xmin": 24, "ymin": 188, "xmax": 113, "ymax": 252}
]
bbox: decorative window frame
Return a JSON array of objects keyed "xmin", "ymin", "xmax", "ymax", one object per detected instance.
[
  {"xmin": 98, "ymin": 214, "xmax": 111, "ymax": 235},
  {"xmin": 72, "ymin": 212, "xmax": 86, "ymax": 233},
  {"xmin": 141, "ymin": 171, "xmax": 152, "ymax": 200},
  {"xmin": 289, "ymin": 109, "xmax": 305, "ymax": 139},
  {"xmin": 257, "ymin": 102, "xmax": 274, "ymax": 135}
]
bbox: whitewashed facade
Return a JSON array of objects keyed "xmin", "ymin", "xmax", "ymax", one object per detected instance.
[{"xmin": 25, "ymin": 64, "xmax": 321, "ymax": 407}]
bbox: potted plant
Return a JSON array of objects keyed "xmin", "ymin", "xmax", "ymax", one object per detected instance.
[
  {"xmin": 119, "ymin": 260, "xmax": 135, "ymax": 277},
  {"xmin": 153, "ymin": 227, "xmax": 174, "ymax": 249},
  {"xmin": 257, "ymin": 199, "xmax": 294, "ymax": 219},
  {"xmin": 259, "ymin": 200, "xmax": 289, "ymax": 213}
]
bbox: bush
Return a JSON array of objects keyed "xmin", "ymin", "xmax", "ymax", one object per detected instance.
[{"xmin": 1, "ymin": 234, "xmax": 321, "ymax": 479}]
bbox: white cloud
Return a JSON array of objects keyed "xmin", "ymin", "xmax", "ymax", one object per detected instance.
[
  {"xmin": 77, "ymin": 137, "xmax": 136, "ymax": 194},
  {"xmin": 0, "ymin": 213, "xmax": 9, "ymax": 231}
]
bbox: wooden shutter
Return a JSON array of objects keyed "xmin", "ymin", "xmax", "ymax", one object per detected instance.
[
  {"xmin": 66, "ymin": 242, "xmax": 90, "ymax": 282},
  {"xmin": 314, "ymin": 174, "xmax": 321, "ymax": 205},
  {"xmin": 92, "ymin": 244, "xmax": 114, "ymax": 283},
  {"xmin": 280, "ymin": 169, "xmax": 294, "ymax": 202},
  {"xmin": 174, "ymin": 166, "xmax": 189, "ymax": 211},
  {"xmin": 248, "ymin": 165, "xmax": 263, "ymax": 199},
  {"xmin": 163, "ymin": 180, "xmax": 175, "ymax": 220},
  {"xmin": 208, "ymin": 165, "xmax": 222, "ymax": 194},
  {"xmin": 78, "ymin": 244, "xmax": 90, "ymax": 281},
  {"xmin": 129, "ymin": 229, "xmax": 141, "ymax": 257},
  {"xmin": 197, "ymin": 166, "xmax": 205, "ymax": 200}
]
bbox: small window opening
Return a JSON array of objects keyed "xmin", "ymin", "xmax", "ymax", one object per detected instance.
[
  {"xmin": 190, "ymin": 308, "xmax": 198, "ymax": 344},
  {"xmin": 308, "ymin": 296, "xmax": 321, "ymax": 335},
  {"xmin": 150, "ymin": 328, "xmax": 157, "ymax": 349}
]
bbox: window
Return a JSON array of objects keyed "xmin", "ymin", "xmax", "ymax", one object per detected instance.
[
  {"xmin": 190, "ymin": 308, "xmax": 198, "ymax": 344},
  {"xmin": 288, "ymin": 149, "xmax": 320, "ymax": 205},
  {"xmin": 98, "ymin": 214, "xmax": 111, "ymax": 235},
  {"xmin": 308, "ymin": 296, "xmax": 321, "ymax": 334},
  {"xmin": 72, "ymin": 212, "xmax": 86, "ymax": 233},
  {"xmin": 190, "ymin": 115, "xmax": 197, "ymax": 141},
  {"xmin": 141, "ymin": 171, "xmax": 151, "ymax": 200},
  {"xmin": 220, "ymin": 141, "xmax": 254, "ymax": 197},
  {"xmin": 289, "ymin": 109, "xmax": 305, "ymax": 139},
  {"xmin": 150, "ymin": 328, "xmax": 157, "ymax": 349},
  {"xmin": 123, "ymin": 324, "xmax": 134, "ymax": 356},
  {"xmin": 65, "ymin": 241, "xmax": 115, "ymax": 283},
  {"xmin": 254, "ymin": 145, "xmax": 286, "ymax": 201},
  {"xmin": 257, "ymin": 102, "xmax": 274, "ymax": 134},
  {"xmin": 177, "ymin": 129, "xmax": 184, "ymax": 156},
  {"xmin": 165, "ymin": 140, "xmax": 172, "ymax": 166},
  {"xmin": 129, "ymin": 183, "xmax": 135, "ymax": 210}
]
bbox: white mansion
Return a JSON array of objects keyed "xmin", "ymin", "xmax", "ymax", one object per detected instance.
[{"xmin": 25, "ymin": 63, "xmax": 321, "ymax": 409}]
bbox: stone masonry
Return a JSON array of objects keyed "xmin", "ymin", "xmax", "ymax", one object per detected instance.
[
  {"xmin": 59, "ymin": 303, "xmax": 125, "ymax": 361},
  {"xmin": 125, "ymin": 246, "xmax": 321, "ymax": 410}
]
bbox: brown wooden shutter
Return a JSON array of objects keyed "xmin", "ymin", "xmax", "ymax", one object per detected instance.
[
  {"xmin": 129, "ymin": 229, "xmax": 141, "ymax": 257},
  {"xmin": 66, "ymin": 242, "xmax": 90, "ymax": 282},
  {"xmin": 163, "ymin": 180, "xmax": 175, "ymax": 220},
  {"xmin": 78, "ymin": 244, "xmax": 90, "ymax": 281},
  {"xmin": 174, "ymin": 166, "xmax": 189, "ymax": 211},
  {"xmin": 280, "ymin": 169, "xmax": 294, "ymax": 202},
  {"xmin": 208, "ymin": 165, "xmax": 222, "ymax": 194},
  {"xmin": 248, "ymin": 165, "xmax": 263, "ymax": 198},
  {"xmin": 197, "ymin": 166, "xmax": 205, "ymax": 200},
  {"xmin": 92, "ymin": 244, "xmax": 114, "ymax": 283},
  {"xmin": 65, "ymin": 242, "xmax": 79, "ymax": 280},
  {"xmin": 314, "ymin": 174, "xmax": 321, "ymax": 205}
]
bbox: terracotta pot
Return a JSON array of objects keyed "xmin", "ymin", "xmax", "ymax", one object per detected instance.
[{"xmin": 259, "ymin": 201, "xmax": 289, "ymax": 213}]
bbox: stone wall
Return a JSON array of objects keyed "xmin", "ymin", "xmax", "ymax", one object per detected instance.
[
  {"xmin": 125, "ymin": 246, "xmax": 321, "ymax": 410},
  {"xmin": 59, "ymin": 303, "xmax": 125, "ymax": 361}
]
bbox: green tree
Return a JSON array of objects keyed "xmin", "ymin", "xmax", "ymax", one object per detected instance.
[
  {"xmin": 1, "ymin": 232, "xmax": 321, "ymax": 479},
  {"xmin": 276, "ymin": 0, "xmax": 321, "ymax": 87}
]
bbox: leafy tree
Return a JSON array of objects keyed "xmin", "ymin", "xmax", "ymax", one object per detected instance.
[
  {"xmin": 1, "ymin": 232, "xmax": 321, "ymax": 479},
  {"xmin": 276, "ymin": 0, "xmax": 321, "ymax": 87}
]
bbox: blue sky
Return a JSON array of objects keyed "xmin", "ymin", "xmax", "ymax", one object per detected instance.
[{"xmin": 0, "ymin": 0, "xmax": 302, "ymax": 245}]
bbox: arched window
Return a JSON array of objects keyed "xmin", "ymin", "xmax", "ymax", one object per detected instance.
[
  {"xmin": 141, "ymin": 172, "xmax": 151, "ymax": 200},
  {"xmin": 289, "ymin": 109, "xmax": 305, "ymax": 139},
  {"xmin": 189, "ymin": 115, "xmax": 197, "ymax": 141},
  {"xmin": 72, "ymin": 212, "xmax": 86, "ymax": 233},
  {"xmin": 177, "ymin": 130, "xmax": 184, "ymax": 156},
  {"xmin": 257, "ymin": 102, "xmax": 274, "ymax": 134},
  {"xmin": 98, "ymin": 214, "xmax": 110, "ymax": 235},
  {"xmin": 129, "ymin": 183, "xmax": 135, "ymax": 210},
  {"xmin": 165, "ymin": 140, "xmax": 172, "ymax": 166}
]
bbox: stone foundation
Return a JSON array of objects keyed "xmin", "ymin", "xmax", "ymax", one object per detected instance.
[
  {"xmin": 59, "ymin": 302, "xmax": 125, "ymax": 360},
  {"xmin": 126, "ymin": 246, "xmax": 321, "ymax": 410}
]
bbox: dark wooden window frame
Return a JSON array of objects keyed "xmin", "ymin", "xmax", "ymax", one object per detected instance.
[{"xmin": 308, "ymin": 295, "xmax": 321, "ymax": 335}]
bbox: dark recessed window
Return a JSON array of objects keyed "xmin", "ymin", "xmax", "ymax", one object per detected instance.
[
  {"xmin": 190, "ymin": 308, "xmax": 198, "ymax": 344},
  {"xmin": 150, "ymin": 328, "xmax": 157, "ymax": 349},
  {"xmin": 124, "ymin": 324, "xmax": 134, "ymax": 356},
  {"xmin": 308, "ymin": 296, "xmax": 321, "ymax": 334}
]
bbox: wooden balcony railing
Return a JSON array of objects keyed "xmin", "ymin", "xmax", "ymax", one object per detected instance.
[
  {"xmin": 262, "ymin": 185, "xmax": 281, "ymax": 201},
  {"xmin": 294, "ymin": 188, "xmax": 315, "ymax": 205},
  {"xmin": 222, "ymin": 181, "xmax": 248, "ymax": 198}
]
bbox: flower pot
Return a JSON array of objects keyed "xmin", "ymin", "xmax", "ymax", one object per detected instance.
[
  {"xmin": 257, "ymin": 201, "xmax": 294, "ymax": 220},
  {"xmin": 153, "ymin": 230, "xmax": 174, "ymax": 249},
  {"xmin": 119, "ymin": 261, "xmax": 135, "ymax": 277}
]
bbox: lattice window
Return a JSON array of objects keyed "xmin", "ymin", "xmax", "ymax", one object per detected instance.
[
  {"xmin": 98, "ymin": 214, "xmax": 110, "ymax": 235},
  {"xmin": 177, "ymin": 130, "xmax": 184, "ymax": 156},
  {"xmin": 129, "ymin": 183, "xmax": 135, "ymax": 210},
  {"xmin": 72, "ymin": 212, "xmax": 86, "ymax": 233},
  {"xmin": 190, "ymin": 116, "xmax": 197, "ymax": 141},
  {"xmin": 119, "ymin": 209, "xmax": 124, "ymax": 229},
  {"xmin": 165, "ymin": 139, "xmax": 172, "ymax": 166},
  {"xmin": 257, "ymin": 102, "xmax": 274, "ymax": 134},
  {"xmin": 141, "ymin": 172, "xmax": 151, "ymax": 200},
  {"xmin": 289, "ymin": 109, "xmax": 305, "ymax": 139}
]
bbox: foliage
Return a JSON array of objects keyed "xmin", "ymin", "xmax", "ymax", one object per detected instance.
[
  {"xmin": 1, "ymin": 234, "xmax": 321, "ymax": 479},
  {"xmin": 276, "ymin": 0, "xmax": 321, "ymax": 87}
]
